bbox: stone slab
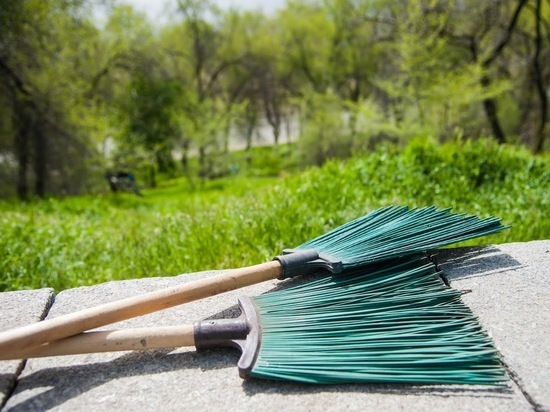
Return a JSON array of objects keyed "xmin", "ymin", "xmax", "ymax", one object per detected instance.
[
  {"xmin": 0, "ymin": 289, "xmax": 54, "ymax": 408},
  {"xmin": 438, "ymin": 240, "xmax": 550, "ymax": 411},
  {"xmin": 2, "ymin": 241, "xmax": 549, "ymax": 411}
]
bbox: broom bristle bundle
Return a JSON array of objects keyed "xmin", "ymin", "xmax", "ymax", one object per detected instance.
[
  {"xmin": 298, "ymin": 206, "xmax": 507, "ymax": 268},
  {"xmin": 250, "ymin": 256, "xmax": 505, "ymax": 385}
]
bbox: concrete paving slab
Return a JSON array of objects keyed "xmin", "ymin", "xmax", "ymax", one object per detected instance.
[
  {"xmin": 1, "ymin": 241, "xmax": 548, "ymax": 411},
  {"xmin": 0, "ymin": 289, "xmax": 54, "ymax": 408},
  {"xmin": 438, "ymin": 240, "xmax": 550, "ymax": 411}
]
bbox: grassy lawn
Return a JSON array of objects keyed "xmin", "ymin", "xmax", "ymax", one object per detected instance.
[{"xmin": 1, "ymin": 139, "xmax": 548, "ymax": 291}]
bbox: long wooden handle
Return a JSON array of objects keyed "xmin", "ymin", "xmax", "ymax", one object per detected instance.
[
  {"xmin": 0, "ymin": 325, "xmax": 196, "ymax": 360},
  {"xmin": 0, "ymin": 260, "xmax": 282, "ymax": 358}
]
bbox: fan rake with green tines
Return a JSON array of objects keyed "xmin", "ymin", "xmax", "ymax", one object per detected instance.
[
  {"xmin": 5, "ymin": 256, "xmax": 506, "ymax": 386},
  {"xmin": 0, "ymin": 205, "xmax": 508, "ymax": 361},
  {"xmin": 250, "ymin": 257, "xmax": 504, "ymax": 384},
  {"xmin": 295, "ymin": 205, "xmax": 506, "ymax": 269}
]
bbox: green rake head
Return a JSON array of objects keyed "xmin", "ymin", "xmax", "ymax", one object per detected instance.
[
  {"xmin": 275, "ymin": 206, "xmax": 508, "ymax": 279},
  {"xmin": 196, "ymin": 256, "xmax": 506, "ymax": 385}
]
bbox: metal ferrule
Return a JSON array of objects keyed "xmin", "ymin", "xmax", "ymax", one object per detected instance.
[
  {"xmin": 274, "ymin": 248, "xmax": 343, "ymax": 279},
  {"xmin": 193, "ymin": 297, "xmax": 261, "ymax": 379}
]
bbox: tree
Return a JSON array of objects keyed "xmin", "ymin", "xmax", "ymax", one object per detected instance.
[
  {"xmin": 431, "ymin": 0, "xmax": 531, "ymax": 144},
  {"xmin": 0, "ymin": 0, "xmax": 104, "ymax": 199},
  {"xmin": 99, "ymin": 4, "xmax": 177, "ymax": 186},
  {"xmin": 530, "ymin": 0, "xmax": 548, "ymax": 153},
  {"xmin": 277, "ymin": 1, "xmax": 335, "ymax": 94},
  {"xmin": 115, "ymin": 73, "xmax": 181, "ymax": 186},
  {"xmin": 1, "ymin": 0, "xmax": 546, "ymax": 200},
  {"xmin": 160, "ymin": 0, "xmax": 247, "ymax": 176}
]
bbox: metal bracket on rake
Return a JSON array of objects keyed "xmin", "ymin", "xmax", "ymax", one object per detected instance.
[
  {"xmin": 193, "ymin": 297, "xmax": 261, "ymax": 379},
  {"xmin": 274, "ymin": 249, "xmax": 343, "ymax": 279}
]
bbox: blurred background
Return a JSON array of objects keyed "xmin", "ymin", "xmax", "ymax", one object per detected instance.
[{"xmin": 0, "ymin": 0, "xmax": 547, "ymax": 198}]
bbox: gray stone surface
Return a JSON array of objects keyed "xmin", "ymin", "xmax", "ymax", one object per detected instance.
[
  {"xmin": 1, "ymin": 241, "xmax": 548, "ymax": 411},
  {"xmin": 0, "ymin": 289, "xmax": 54, "ymax": 407},
  {"xmin": 438, "ymin": 240, "xmax": 550, "ymax": 411}
]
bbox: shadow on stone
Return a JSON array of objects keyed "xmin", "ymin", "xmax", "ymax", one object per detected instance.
[
  {"xmin": 241, "ymin": 376, "xmax": 514, "ymax": 399},
  {"xmin": 7, "ymin": 346, "xmax": 516, "ymax": 412},
  {"xmin": 430, "ymin": 246, "xmax": 522, "ymax": 282},
  {"xmin": 6, "ymin": 349, "xmax": 240, "ymax": 411}
]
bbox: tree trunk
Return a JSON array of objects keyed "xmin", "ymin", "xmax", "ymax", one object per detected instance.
[
  {"xmin": 13, "ymin": 101, "xmax": 31, "ymax": 200},
  {"xmin": 273, "ymin": 127, "xmax": 280, "ymax": 145},
  {"xmin": 480, "ymin": 76, "xmax": 506, "ymax": 144},
  {"xmin": 532, "ymin": 0, "xmax": 547, "ymax": 154},
  {"xmin": 285, "ymin": 111, "xmax": 293, "ymax": 144},
  {"xmin": 15, "ymin": 137, "xmax": 29, "ymax": 200},
  {"xmin": 33, "ymin": 126, "xmax": 47, "ymax": 197},
  {"xmin": 198, "ymin": 145, "xmax": 207, "ymax": 179},
  {"xmin": 482, "ymin": 97, "xmax": 506, "ymax": 144},
  {"xmin": 475, "ymin": 0, "xmax": 527, "ymax": 145},
  {"xmin": 245, "ymin": 118, "xmax": 255, "ymax": 151},
  {"xmin": 149, "ymin": 164, "xmax": 156, "ymax": 188},
  {"xmin": 223, "ymin": 117, "xmax": 231, "ymax": 154},
  {"xmin": 181, "ymin": 140, "xmax": 189, "ymax": 172}
]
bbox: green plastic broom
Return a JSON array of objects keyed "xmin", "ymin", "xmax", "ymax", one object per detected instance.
[
  {"xmin": 3, "ymin": 256, "xmax": 506, "ymax": 385},
  {"xmin": 0, "ymin": 205, "xmax": 507, "ymax": 359}
]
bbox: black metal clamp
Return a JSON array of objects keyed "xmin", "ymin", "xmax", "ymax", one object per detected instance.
[{"xmin": 274, "ymin": 248, "xmax": 343, "ymax": 279}]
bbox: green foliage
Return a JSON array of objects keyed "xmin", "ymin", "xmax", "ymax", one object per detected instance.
[
  {"xmin": 226, "ymin": 144, "xmax": 301, "ymax": 177},
  {"xmin": 116, "ymin": 75, "xmax": 181, "ymax": 173},
  {"xmin": 1, "ymin": 139, "xmax": 547, "ymax": 292},
  {"xmin": 298, "ymin": 91, "xmax": 354, "ymax": 165},
  {"xmin": 1, "ymin": 0, "xmax": 548, "ymax": 200},
  {"xmin": 0, "ymin": 0, "xmax": 111, "ymax": 198}
]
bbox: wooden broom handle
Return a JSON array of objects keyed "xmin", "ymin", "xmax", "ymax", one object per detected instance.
[
  {"xmin": 0, "ymin": 260, "xmax": 282, "ymax": 358},
  {"xmin": 0, "ymin": 325, "xmax": 196, "ymax": 360}
]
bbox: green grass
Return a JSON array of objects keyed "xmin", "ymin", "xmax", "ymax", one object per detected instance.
[{"xmin": 1, "ymin": 138, "xmax": 548, "ymax": 291}]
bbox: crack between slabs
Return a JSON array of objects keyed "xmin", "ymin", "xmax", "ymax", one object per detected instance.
[
  {"xmin": 1, "ymin": 290, "xmax": 57, "ymax": 410},
  {"xmin": 501, "ymin": 357, "xmax": 544, "ymax": 412}
]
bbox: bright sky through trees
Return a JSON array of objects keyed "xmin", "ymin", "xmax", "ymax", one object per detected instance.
[{"xmin": 124, "ymin": 0, "xmax": 286, "ymax": 20}]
